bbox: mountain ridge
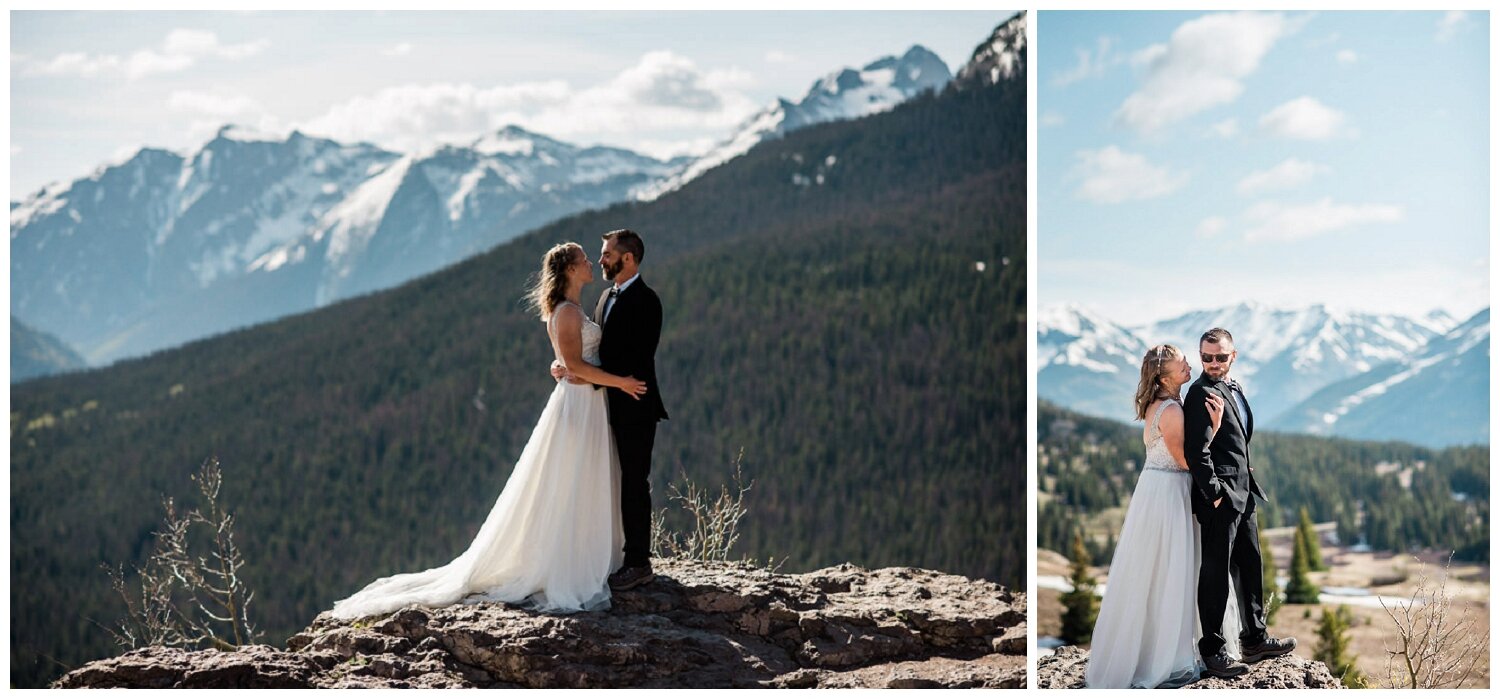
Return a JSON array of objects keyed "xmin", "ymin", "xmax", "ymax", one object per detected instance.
[
  {"xmin": 10, "ymin": 40, "xmax": 962, "ymax": 372},
  {"xmin": 1038, "ymin": 302, "xmax": 1488, "ymax": 446}
]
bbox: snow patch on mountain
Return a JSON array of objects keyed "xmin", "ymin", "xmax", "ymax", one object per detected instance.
[{"xmin": 634, "ymin": 45, "xmax": 953, "ymax": 201}]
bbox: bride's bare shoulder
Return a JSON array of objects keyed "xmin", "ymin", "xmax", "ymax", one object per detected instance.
[{"xmin": 1154, "ymin": 399, "xmax": 1184, "ymax": 425}]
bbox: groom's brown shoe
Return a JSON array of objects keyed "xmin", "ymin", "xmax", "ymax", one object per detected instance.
[
  {"xmin": 1241, "ymin": 635, "xmax": 1297, "ymax": 664},
  {"xmin": 608, "ymin": 564, "xmax": 655, "ymax": 591}
]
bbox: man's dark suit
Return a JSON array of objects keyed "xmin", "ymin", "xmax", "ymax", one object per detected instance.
[
  {"xmin": 595, "ymin": 277, "xmax": 668, "ymax": 568},
  {"xmin": 1184, "ymin": 372, "xmax": 1268, "ymax": 658}
]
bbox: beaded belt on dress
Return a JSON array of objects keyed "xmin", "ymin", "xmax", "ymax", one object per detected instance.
[{"xmin": 1142, "ymin": 464, "xmax": 1189, "ymax": 474}]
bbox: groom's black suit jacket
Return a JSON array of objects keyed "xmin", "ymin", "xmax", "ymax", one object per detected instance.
[
  {"xmin": 1184, "ymin": 373, "xmax": 1265, "ymax": 518},
  {"xmin": 594, "ymin": 277, "xmax": 669, "ymax": 424}
]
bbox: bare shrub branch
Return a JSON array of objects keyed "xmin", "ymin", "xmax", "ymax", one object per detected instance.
[
  {"xmin": 104, "ymin": 457, "xmax": 261, "ymax": 651},
  {"xmin": 1378, "ymin": 554, "xmax": 1488, "ymax": 689},
  {"xmin": 651, "ymin": 448, "xmax": 781, "ymax": 570}
]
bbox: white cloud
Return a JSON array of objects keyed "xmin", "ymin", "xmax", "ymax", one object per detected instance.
[
  {"xmin": 1436, "ymin": 11, "xmax": 1469, "ymax": 42},
  {"xmin": 1336, "ymin": 49, "xmax": 1357, "ymax": 65},
  {"xmin": 1208, "ymin": 118, "xmax": 1239, "ymax": 138},
  {"xmin": 382, "ymin": 42, "xmax": 414, "ymax": 57},
  {"xmin": 1258, "ymin": 96, "xmax": 1349, "ymax": 140},
  {"xmin": 124, "ymin": 50, "xmax": 196, "ymax": 79},
  {"xmin": 1243, "ymin": 197, "xmax": 1402, "ymax": 242},
  {"xmin": 297, "ymin": 50, "xmax": 760, "ymax": 156},
  {"xmin": 1236, "ymin": 157, "xmax": 1328, "ymax": 195},
  {"xmin": 764, "ymin": 50, "xmax": 795, "ymax": 64},
  {"xmin": 20, "ymin": 29, "xmax": 267, "ymax": 80},
  {"xmin": 1041, "ymin": 111, "xmax": 1066, "ymax": 127},
  {"xmin": 1196, "ymin": 216, "xmax": 1228, "ymax": 238},
  {"xmin": 1307, "ymin": 32, "xmax": 1341, "ymax": 48},
  {"xmin": 1115, "ymin": 12, "xmax": 1294, "ymax": 133},
  {"xmin": 1071, "ymin": 146, "xmax": 1188, "ymax": 204},
  {"xmin": 1053, "ymin": 36, "xmax": 1115, "ymax": 86},
  {"xmin": 299, "ymin": 81, "xmax": 572, "ymax": 152},
  {"xmin": 27, "ymin": 51, "xmax": 122, "ymax": 77},
  {"xmin": 167, "ymin": 89, "xmax": 264, "ymax": 118}
]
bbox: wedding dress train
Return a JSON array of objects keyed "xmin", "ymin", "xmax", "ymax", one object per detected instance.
[
  {"xmin": 1085, "ymin": 400, "xmax": 1240, "ymax": 689},
  {"xmin": 330, "ymin": 302, "xmax": 623, "ymax": 619}
]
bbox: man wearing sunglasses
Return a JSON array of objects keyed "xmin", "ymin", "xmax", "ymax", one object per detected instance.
[{"xmin": 1183, "ymin": 328, "xmax": 1296, "ymax": 678}]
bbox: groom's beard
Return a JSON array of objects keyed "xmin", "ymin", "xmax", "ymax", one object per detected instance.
[{"xmin": 602, "ymin": 260, "xmax": 623, "ymax": 281}]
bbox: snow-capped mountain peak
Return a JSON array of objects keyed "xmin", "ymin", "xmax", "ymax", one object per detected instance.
[
  {"xmin": 1039, "ymin": 304, "xmax": 1149, "ymax": 373},
  {"xmin": 1039, "ymin": 301, "xmax": 1487, "ymax": 445},
  {"xmin": 957, "ymin": 11, "xmax": 1026, "ymax": 88},
  {"xmin": 633, "ymin": 43, "xmax": 954, "ymax": 201},
  {"xmin": 471, "ymin": 125, "xmax": 567, "ymax": 158}
]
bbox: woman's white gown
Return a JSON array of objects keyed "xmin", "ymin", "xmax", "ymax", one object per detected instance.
[
  {"xmin": 1084, "ymin": 400, "xmax": 1240, "ymax": 689},
  {"xmin": 330, "ymin": 303, "xmax": 623, "ymax": 619}
]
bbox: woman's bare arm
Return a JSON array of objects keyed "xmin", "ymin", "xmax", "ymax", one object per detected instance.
[{"xmin": 551, "ymin": 305, "xmax": 646, "ymax": 398}]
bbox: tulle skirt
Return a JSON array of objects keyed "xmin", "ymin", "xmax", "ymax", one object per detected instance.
[
  {"xmin": 1084, "ymin": 468, "xmax": 1240, "ymax": 689},
  {"xmin": 330, "ymin": 380, "xmax": 624, "ymax": 619}
]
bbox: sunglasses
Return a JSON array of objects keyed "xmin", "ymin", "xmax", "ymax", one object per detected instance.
[{"xmin": 1201, "ymin": 353, "xmax": 1232, "ymax": 364}]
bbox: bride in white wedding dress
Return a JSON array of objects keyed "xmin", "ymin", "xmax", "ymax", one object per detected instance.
[
  {"xmin": 330, "ymin": 242, "xmax": 648, "ymax": 619},
  {"xmin": 1085, "ymin": 344, "xmax": 1240, "ymax": 689}
]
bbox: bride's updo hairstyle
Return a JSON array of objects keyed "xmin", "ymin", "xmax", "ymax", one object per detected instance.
[
  {"xmin": 1133, "ymin": 344, "xmax": 1183, "ymax": 421},
  {"xmin": 526, "ymin": 242, "xmax": 583, "ymax": 321}
]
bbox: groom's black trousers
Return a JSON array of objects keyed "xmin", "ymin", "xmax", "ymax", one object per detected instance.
[
  {"xmin": 1197, "ymin": 501, "xmax": 1269, "ymax": 657},
  {"xmin": 612, "ymin": 418, "xmax": 656, "ymax": 568}
]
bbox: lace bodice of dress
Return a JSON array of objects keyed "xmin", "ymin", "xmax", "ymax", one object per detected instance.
[
  {"xmin": 553, "ymin": 301, "xmax": 602, "ymax": 366},
  {"xmin": 1143, "ymin": 400, "xmax": 1184, "ymax": 473}
]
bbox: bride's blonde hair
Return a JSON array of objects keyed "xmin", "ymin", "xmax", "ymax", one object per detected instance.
[
  {"xmin": 1134, "ymin": 344, "xmax": 1183, "ymax": 421},
  {"xmin": 526, "ymin": 242, "xmax": 582, "ymax": 321}
]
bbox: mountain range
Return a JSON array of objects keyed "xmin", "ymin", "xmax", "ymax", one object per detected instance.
[
  {"xmin": 1038, "ymin": 302, "xmax": 1488, "ymax": 447},
  {"xmin": 11, "ymin": 318, "xmax": 87, "ymax": 383},
  {"xmin": 11, "ymin": 45, "xmax": 955, "ymax": 373}
]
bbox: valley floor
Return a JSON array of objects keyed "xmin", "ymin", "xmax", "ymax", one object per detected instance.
[{"xmin": 1037, "ymin": 543, "xmax": 1490, "ymax": 689}]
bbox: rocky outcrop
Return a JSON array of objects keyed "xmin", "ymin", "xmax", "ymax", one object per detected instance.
[
  {"xmin": 56, "ymin": 559, "xmax": 1025, "ymax": 689},
  {"xmin": 1038, "ymin": 645, "xmax": 1344, "ymax": 689}
]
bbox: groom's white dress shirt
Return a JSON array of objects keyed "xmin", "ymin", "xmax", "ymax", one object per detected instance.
[{"xmin": 603, "ymin": 272, "xmax": 639, "ymax": 323}]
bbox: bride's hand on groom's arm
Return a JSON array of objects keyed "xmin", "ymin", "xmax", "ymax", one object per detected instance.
[{"xmin": 550, "ymin": 360, "xmax": 587, "ymax": 385}]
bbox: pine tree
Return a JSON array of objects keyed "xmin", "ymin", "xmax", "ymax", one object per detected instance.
[
  {"xmin": 1258, "ymin": 511, "xmax": 1282, "ymax": 624},
  {"xmin": 1299, "ymin": 507, "xmax": 1327, "ymax": 571},
  {"xmin": 1287, "ymin": 523, "xmax": 1321, "ymax": 604},
  {"xmin": 1314, "ymin": 605, "xmax": 1368, "ymax": 687},
  {"xmin": 1059, "ymin": 531, "xmax": 1100, "ymax": 645}
]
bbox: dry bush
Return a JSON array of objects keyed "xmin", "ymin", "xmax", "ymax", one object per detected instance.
[
  {"xmin": 650, "ymin": 449, "xmax": 778, "ymax": 569},
  {"xmin": 103, "ymin": 457, "xmax": 261, "ymax": 651},
  {"xmin": 1378, "ymin": 555, "xmax": 1488, "ymax": 689}
]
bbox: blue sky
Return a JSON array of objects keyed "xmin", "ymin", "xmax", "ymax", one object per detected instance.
[
  {"xmin": 1039, "ymin": 10, "xmax": 1489, "ymax": 326},
  {"xmin": 10, "ymin": 10, "xmax": 1011, "ymax": 200}
]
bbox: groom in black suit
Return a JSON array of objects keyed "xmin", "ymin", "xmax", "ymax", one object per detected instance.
[
  {"xmin": 594, "ymin": 229, "xmax": 669, "ymax": 590},
  {"xmin": 1183, "ymin": 327, "xmax": 1295, "ymax": 678}
]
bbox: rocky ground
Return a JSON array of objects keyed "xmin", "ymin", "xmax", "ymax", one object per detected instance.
[
  {"xmin": 1038, "ymin": 645, "xmax": 1343, "ymax": 689},
  {"xmin": 56, "ymin": 559, "xmax": 1026, "ymax": 689}
]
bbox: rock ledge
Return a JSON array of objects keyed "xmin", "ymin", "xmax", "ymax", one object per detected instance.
[
  {"xmin": 1038, "ymin": 645, "xmax": 1344, "ymax": 689},
  {"xmin": 57, "ymin": 559, "xmax": 1025, "ymax": 689}
]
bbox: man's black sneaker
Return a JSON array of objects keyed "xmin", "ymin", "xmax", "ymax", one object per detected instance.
[
  {"xmin": 1241, "ymin": 635, "xmax": 1297, "ymax": 664},
  {"xmin": 1202, "ymin": 649, "xmax": 1250, "ymax": 679}
]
